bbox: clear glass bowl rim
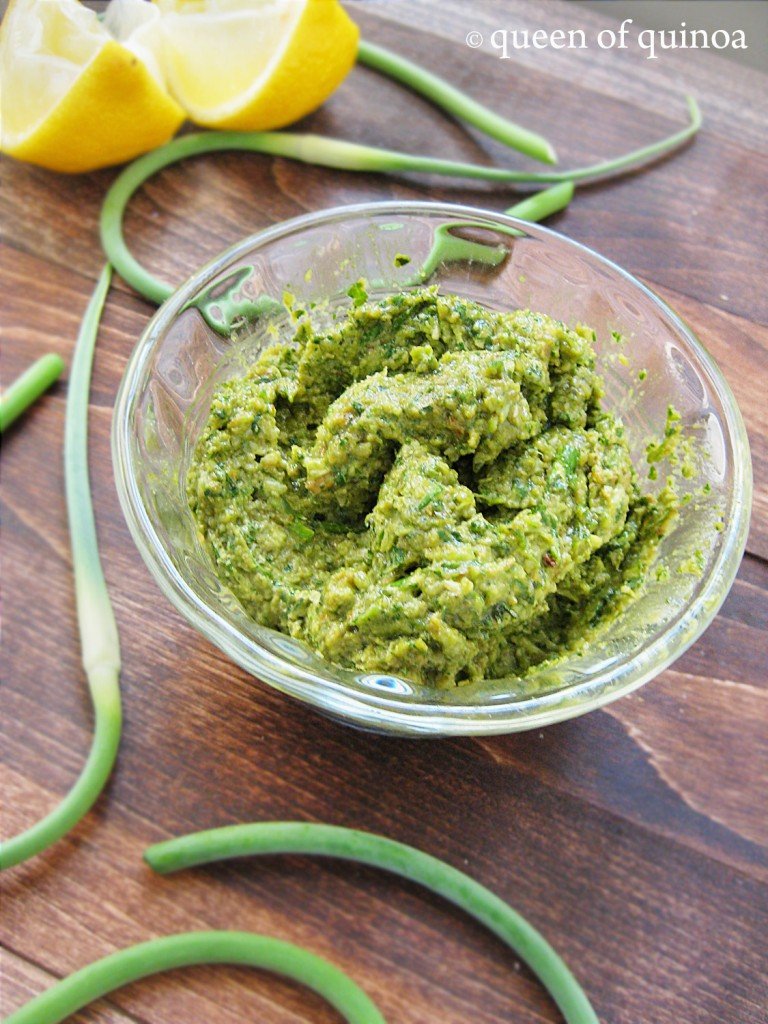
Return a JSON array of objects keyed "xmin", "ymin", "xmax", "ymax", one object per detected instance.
[{"xmin": 112, "ymin": 200, "xmax": 753, "ymax": 736}]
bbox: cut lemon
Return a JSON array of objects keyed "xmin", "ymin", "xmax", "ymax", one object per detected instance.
[
  {"xmin": 0, "ymin": 0, "xmax": 185, "ymax": 173},
  {"xmin": 155, "ymin": 0, "xmax": 359, "ymax": 130}
]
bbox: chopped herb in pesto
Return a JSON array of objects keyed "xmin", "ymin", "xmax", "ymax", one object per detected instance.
[{"xmin": 346, "ymin": 279, "xmax": 369, "ymax": 307}]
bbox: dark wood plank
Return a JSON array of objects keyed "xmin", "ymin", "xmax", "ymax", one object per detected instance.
[
  {"xmin": 363, "ymin": 0, "xmax": 768, "ymax": 153},
  {"xmin": 1, "ymin": 3, "xmax": 766, "ymax": 1023},
  {"xmin": 3, "ymin": 736, "xmax": 767, "ymax": 1024}
]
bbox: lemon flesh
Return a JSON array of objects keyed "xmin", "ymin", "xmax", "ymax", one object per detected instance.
[
  {"xmin": 1, "ymin": 0, "xmax": 185, "ymax": 173},
  {"xmin": 156, "ymin": 0, "xmax": 359, "ymax": 130}
]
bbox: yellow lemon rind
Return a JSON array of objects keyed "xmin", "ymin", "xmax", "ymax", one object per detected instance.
[
  {"xmin": 177, "ymin": 0, "xmax": 359, "ymax": 131},
  {"xmin": 4, "ymin": 39, "xmax": 185, "ymax": 173}
]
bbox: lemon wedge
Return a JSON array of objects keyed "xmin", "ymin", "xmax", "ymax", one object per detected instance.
[
  {"xmin": 0, "ymin": 0, "xmax": 185, "ymax": 173},
  {"xmin": 155, "ymin": 0, "xmax": 359, "ymax": 130}
]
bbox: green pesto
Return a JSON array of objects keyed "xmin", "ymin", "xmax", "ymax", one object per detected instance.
[{"xmin": 188, "ymin": 288, "xmax": 677, "ymax": 688}]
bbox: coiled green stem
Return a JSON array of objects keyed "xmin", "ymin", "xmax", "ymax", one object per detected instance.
[
  {"xmin": 145, "ymin": 822, "xmax": 600, "ymax": 1024},
  {"xmin": 1, "ymin": 931, "xmax": 385, "ymax": 1024},
  {"xmin": 358, "ymin": 39, "xmax": 557, "ymax": 165},
  {"xmin": 0, "ymin": 353, "xmax": 65, "ymax": 432},
  {"xmin": 506, "ymin": 180, "xmax": 575, "ymax": 220},
  {"xmin": 0, "ymin": 266, "xmax": 121, "ymax": 870},
  {"xmin": 101, "ymin": 98, "xmax": 699, "ymax": 305}
]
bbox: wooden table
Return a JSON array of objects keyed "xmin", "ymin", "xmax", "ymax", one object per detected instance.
[{"xmin": 2, "ymin": 2, "xmax": 767, "ymax": 1021}]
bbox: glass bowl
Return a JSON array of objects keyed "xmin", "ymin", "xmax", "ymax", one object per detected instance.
[{"xmin": 112, "ymin": 202, "xmax": 752, "ymax": 736}]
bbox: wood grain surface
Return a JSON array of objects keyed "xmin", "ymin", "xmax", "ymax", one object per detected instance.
[{"xmin": 2, "ymin": 2, "xmax": 767, "ymax": 1022}]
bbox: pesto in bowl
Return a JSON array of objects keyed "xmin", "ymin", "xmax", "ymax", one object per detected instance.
[
  {"xmin": 188, "ymin": 287, "xmax": 677, "ymax": 688},
  {"xmin": 114, "ymin": 202, "xmax": 751, "ymax": 735}
]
